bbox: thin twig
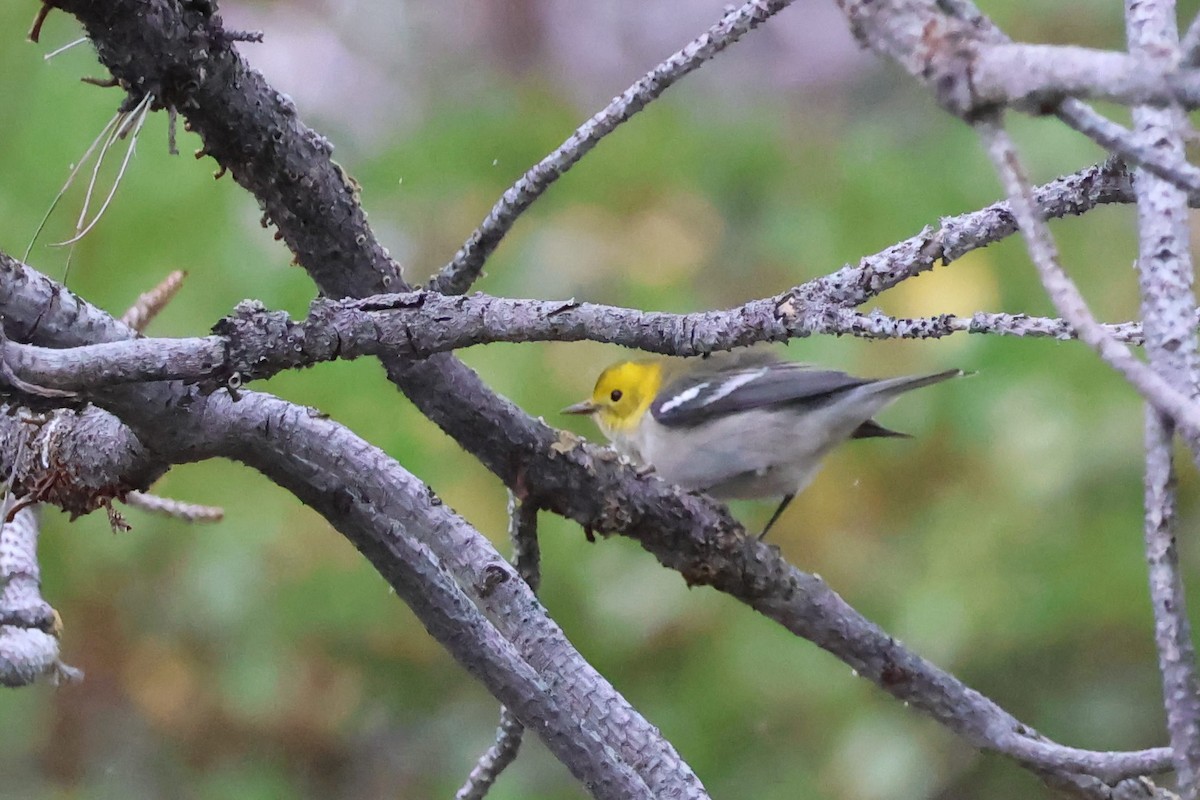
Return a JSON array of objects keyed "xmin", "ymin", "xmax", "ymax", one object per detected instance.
[
  {"xmin": 975, "ymin": 116, "xmax": 1200, "ymax": 443},
  {"xmin": 873, "ymin": 0, "xmax": 1200, "ymax": 201},
  {"xmin": 166, "ymin": 106, "xmax": 178, "ymax": 156},
  {"xmin": 1056, "ymin": 100, "xmax": 1200, "ymax": 197},
  {"xmin": 80, "ymin": 75, "xmax": 119, "ymax": 88},
  {"xmin": 430, "ymin": 0, "xmax": 796, "ymax": 295},
  {"xmin": 1143, "ymin": 409, "xmax": 1200, "ymax": 795},
  {"xmin": 457, "ymin": 710, "xmax": 525, "ymax": 800},
  {"xmin": 792, "ymin": 308, "xmax": 1152, "ymax": 344},
  {"xmin": 1182, "ymin": 10, "xmax": 1200, "ymax": 68},
  {"xmin": 27, "ymin": 3, "xmax": 51, "ymax": 43},
  {"xmin": 455, "ymin": 491, "xmax": 540, "ymax": 800}
]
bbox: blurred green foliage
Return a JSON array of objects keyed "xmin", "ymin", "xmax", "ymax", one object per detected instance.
[{"xmin": 2, "ymin": 1, "xmax": 1200, "ymax": 798}]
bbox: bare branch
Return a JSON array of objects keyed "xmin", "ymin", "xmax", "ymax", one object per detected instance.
[
  {"xmin": 846, "ymin": 0, "xmax": 1200, "ymax": 126},
  {"xmin": 0, "ymin": 153, "xmax": 1160, "ymax": 397},
  {"xmin": 1144, "ymin": 409, "xmax": 1200, "ymax": 790},
  {"xmin": 976, "ymin": 117, "xmax": 1200, "ymax": 442},
  {"xmin": 1125, "ymin": 0, "xmax": 1200, "ymax": 791},
  {"xmin": 940, "ymin": 0, "xmax": 1200, "ymax": 199},
  {"xmin": 1, "ymin": 410, "xmax": 657, "ymax": 795},
  {"xmin": 43, "ymin": 2, "xmax": 1184, "ymax": 793},
  {"xmin": 83, "ymin": 387, "xmax": 1186, "ymax": 786},
  {"xmin": 0, "ymin": 252, "xmax": 705, "ymax": 798},
  {"xmin": 5, "ymin": 334, "xmax": 227, "ymax": 390},
  {"xmin": 0, "ymin": 295, "xmax": 1167, "ymax": 394},
  {"xmin": 507, "ymin": 491, "xmax": 541, "ymax": 593},
  {"xmin": 970, "ymin": 44, "xmax": 1200, "ymax": 110},
  {"xmin": 803, "ymin": 158, "xmax": 1136, "ymax": 307},
  {"xmin": 0, "ymin": 506, "xmax": 54, "ymax": 634},
  {"xmin": 1055, "ymin": 100, "xmax": 1200, "ymax": 197},
  {"xmin": 838, "ymin": 0, "xmax": 1200, "ymax": 197},
  {"xmin": 1184, "ymin": 12, "xmax": 1200, "ymax": 68},
  {"xmin": 455, "ymin": 492, "xmax": 540, "ymax": 800},
  {"xmin": 1047, "ymin": 774, "xmax": 1180, "ymax": 800},
  {"xmin": 457, "ymin": 709, "xmax": 525, "ymax": 800},
  {"xmin": 0, "ymin": 252, "xmax": 1174, "ymax": 790},
  {"xmin": 430, "ymin": 0, "xmax": 797, "ymax": 295},
  {"xmin": 0, "ymin": 405, "xmax": 162, "ymax": 520},
  {"xmin": 835, "ymin": 0, "xmax": 1200, "ymax": 450},
  {"xmin": 801, "ymin": 308, "xmax": 1151, "ymax": 343},
  {"xmin": 0, "ymin": 507, "xmax": 82, "ymax": 687}
]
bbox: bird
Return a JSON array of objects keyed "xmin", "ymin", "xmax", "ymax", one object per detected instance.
[{"xmin": 563, "ymin": 353, "xmax": 964, "ymax": 538}]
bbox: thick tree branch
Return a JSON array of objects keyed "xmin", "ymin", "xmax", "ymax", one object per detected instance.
[
  {"xmin": 39, "ymin": 1, "xmax": 1182, "ymax": 793},
  {"xmin": 0, "ymin": 403, "xmax": 161, "ymax": 520},
  {"xmin": 0, "ymin": 398, "xmax": 660, "ymax": 799},
  {"xmin": 192, "ymin": 394, "xmax": 656, "ymax": 800},
  {"xmin": 0, "ymin": 252, "xmax": 1176, "ymax": 790},
  {"xmin": 838, "ymin": 0, "xmax": 1200, "ymax": 197},
  {"xmin": 0, "ymin": 250, "xmax": 703, "ymax": 799},
  {"xmin": 970, "ymin": 44, "xmax": 1200, "ymax": 110}
]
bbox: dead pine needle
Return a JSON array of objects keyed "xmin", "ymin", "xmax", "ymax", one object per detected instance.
[
  {"xmin": 121, "ymin": 270, "xmax": 188, "ymax": 332},
  {"xmin": 23, "ymin": 93, "xmax": 155, "ymax": 264},
  {"xmin": 53, "ymin": 94, "xmax": 154, "ymax": 247},
  {"xmin": 43, "ymin": 37, "xmax": 88, "ymax": 61}
]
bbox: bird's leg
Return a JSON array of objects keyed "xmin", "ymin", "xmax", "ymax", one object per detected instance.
[{"xmin": 758, "ymin": 493, "xmax": 795, "ymax": 540}]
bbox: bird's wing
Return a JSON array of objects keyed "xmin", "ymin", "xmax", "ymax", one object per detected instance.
[{"xmin": 651, "ymin": 363, "xmax": 872, "ymax": 428}]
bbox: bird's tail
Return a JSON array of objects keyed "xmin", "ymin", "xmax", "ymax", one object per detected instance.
[
  {"xmin": 870, "ymin": 368, "xmax": 967, "ymax": 398},
  {"xmin": 849, "ymin": 369, "xmax": 966, "ymax": 439}
]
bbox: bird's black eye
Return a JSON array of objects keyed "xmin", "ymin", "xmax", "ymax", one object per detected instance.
[{"xmin": 610, "ymin": 389, "xmax": 623, "ymax": 402}]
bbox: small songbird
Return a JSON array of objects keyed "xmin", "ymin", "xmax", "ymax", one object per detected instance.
[{"xmin": 564, "ymin": 354, "xmax": 964, "ymax": 538}]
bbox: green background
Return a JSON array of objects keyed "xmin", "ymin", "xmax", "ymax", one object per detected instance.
[{"xmin": 1, "ymin": 1, "xmax": 1197, "ymax": 797}]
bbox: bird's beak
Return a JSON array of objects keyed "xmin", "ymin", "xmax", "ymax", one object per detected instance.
[{"xmin": 562, "ymin": 400, "xmax": 599, "ymax": 415}]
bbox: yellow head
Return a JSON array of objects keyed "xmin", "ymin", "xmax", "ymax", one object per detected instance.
[{"xmin": 562, "ymin": 360, "xmax": 663, "ymax": 436}]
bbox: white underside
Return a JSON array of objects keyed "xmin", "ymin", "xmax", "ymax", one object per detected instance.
[{"xmin": 610, "ymin": 381, "xmax": 920, "ymax": 499}]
